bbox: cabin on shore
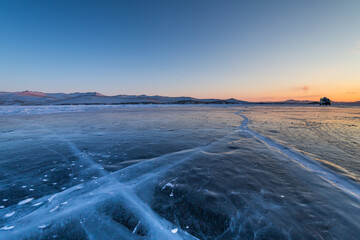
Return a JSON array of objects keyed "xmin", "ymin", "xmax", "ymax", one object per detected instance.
[{"xmin": 319, "ymin": 97, "xmax": 331, "ymax": 106}]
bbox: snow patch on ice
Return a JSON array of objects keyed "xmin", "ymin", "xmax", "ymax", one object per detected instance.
[
  {"xmin": 18, "ymin": 198, "xmax": 34, "ymax": 205},
  {"xmin": 5, "ymin": 211, "xmax": 15, "ymax": 218},
  {"xmin": 49, "ymin": 205, "xmax": 59, "ymax": 213},
  {"xmin": 32, "ymin": 202, "xmax": 43, "ymax": 207},
  {"xmin": 1, "ymin": 225, "xmax": 15, "ymax": 231},
  {"xmin": 48, "ymin": 194, "xmax": 57, "ymax": 203},
  {"xmin": 38, "ymin": 224, "xmax": 47, "ymax": 229}
]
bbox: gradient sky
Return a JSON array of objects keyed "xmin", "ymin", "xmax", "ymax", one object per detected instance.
[{"xmin": 1, "ymin": 0, "xmax": 360, "ymax": 101}]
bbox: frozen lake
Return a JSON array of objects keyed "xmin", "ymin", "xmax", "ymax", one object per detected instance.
[{"xmin": 0, "ymin": 105, "xmax": 359, "ymax": 239}]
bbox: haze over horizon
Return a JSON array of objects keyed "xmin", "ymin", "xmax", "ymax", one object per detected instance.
[{"xmin": 1, "ymin": 1, "xmax": 360, "ymax": 102}]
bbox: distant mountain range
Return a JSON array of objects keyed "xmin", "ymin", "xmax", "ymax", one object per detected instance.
[
  {"xmin": 0, "ymin": 91, "xmax": 248, "ymax": 105},
  {"xmin": 0, "ymin": 91, "xmax": 358, "ymax": 106}
]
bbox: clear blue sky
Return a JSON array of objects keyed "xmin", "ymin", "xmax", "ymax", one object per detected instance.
[{"xmin": 1, "ymin": 0, "xmax": 360, "ymax": 101}]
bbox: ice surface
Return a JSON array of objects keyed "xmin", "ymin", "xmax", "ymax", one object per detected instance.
[
  {"xmin": 0, "ymin": 104, "xmax": 196, "ymax": 116},
  {"xmin": 235, "ymin": 111, "xmax": 360, "ymax": 201},
  {"xmin": 242, "ymin": 106, "xmax": 360, "ymax": 182},
  {"xmin": 0, "ymin": 105, "xmax": 360, "ymax": 239}
]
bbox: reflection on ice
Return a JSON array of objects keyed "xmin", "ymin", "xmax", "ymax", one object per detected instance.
[{"xmin": 0, "ymin": 105, "xmax": 359, "ymax": 239}]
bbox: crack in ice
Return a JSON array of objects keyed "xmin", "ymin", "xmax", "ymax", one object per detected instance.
[
  {"xmin": 234, "ymin": 110, "xmax": 360, "ymax": 202},
  {"xmin": 0, "ymin": 139, "xmax": 208, "ymax": 239}
]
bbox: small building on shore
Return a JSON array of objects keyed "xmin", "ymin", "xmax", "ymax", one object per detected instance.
[{"xmin": 320, "ymin": 97, "xmax": 331, "ymax": 105}]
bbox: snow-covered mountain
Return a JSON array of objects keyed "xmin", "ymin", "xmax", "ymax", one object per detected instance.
[
  {"xmin": 0, "ymin": 91, "xmax": 249, "ymax": 105},
  {"xmin": 0, "ymin": 91, "xmax": 104, "ymax": 105}
]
